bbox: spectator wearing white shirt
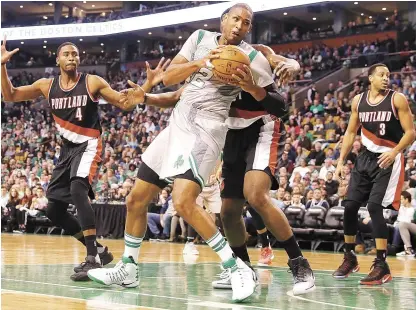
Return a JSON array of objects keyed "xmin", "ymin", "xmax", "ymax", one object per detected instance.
[
  {"xmin": 319, "ymin": 158, "xmax": 336, "ymax": 181},
  {"xmin": 1, "ymin": 186, "xmax": 9, "ymax": 209},
  {"xmin": 397, "ymin": 191, "xmax": 416, "ymax": 256},
  {"xmin": 290, "ymin": 159, "xmax": 310, "ymax": 184}
]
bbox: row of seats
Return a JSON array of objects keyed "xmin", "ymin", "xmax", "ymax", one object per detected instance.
[{"xmin": 284, "ymin": 205, "xmax": 398, "ymax": 252}]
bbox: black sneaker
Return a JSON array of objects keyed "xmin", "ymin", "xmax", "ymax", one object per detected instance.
[
  {"xmin": 360, "ymin": 258, "xmax": 392, "ymax": 285},
  {"xmin": 158, "ymin": 234, "xmax": 169, "ymax": 242},
  {"xmin": 333, "ymin": 251, "xmax": 360, "ymax": 279},
  {"xmin": 288, "ymin": 257, "xmax": 316, "ymax": 295},
  {"xmin": 73, "ymin": 247, "xmax": 114, "ymax": 273},
  {"xmin": 70, "ymin": 255, "xmax": 102, "ymax": 281}
]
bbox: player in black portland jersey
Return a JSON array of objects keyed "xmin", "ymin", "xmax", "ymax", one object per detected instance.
[
  {"xmin": 1, "ymin": 37, "xmax": 169, "ymax": 281},
  {"xmin": 332, "ymin": 63, "xmax": 415, "ymax": 285}
]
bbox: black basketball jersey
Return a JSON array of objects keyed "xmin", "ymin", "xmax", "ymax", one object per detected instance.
[
  {"xmin": 227, "ymin": 91, "xmax": 268, "ymax": 129},
  {"xmin": 357, "ymin": 89, "xmax": 404, "ymax": 153},
  {"xmin": 48, "ymin": 73, "xmax": 102, "ymax": 144}
]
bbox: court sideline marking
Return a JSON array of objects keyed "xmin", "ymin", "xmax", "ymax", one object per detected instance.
[
  {"xmin": 1, "ymin": 289, "xmax": 167, "ymax": 310},
  {"xmin": 286, "ymin": 291, "xmax": 373, "ymax": 310},
  {"xmin": 1, "ymin": 278, "xmax": 277, "ymax": 310}
]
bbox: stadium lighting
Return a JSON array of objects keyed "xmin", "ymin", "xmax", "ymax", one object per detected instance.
[
  {"xmin": 92, "ymin": 5, "xmax": 95, "ymax": 8},
  {"xmin": 117, "ymin": 50, "xmax": 119, "ymax": 52},
  {"xmin": 312, "ymin": 17, "xmax": 316, "ymax": 20},
  {"xmin": 49, "ymin": 3, "xmax": 53, "ymax": 6},
  {"xmin": 79, "ymin": 38, "xmax": 83, "ymax": 41},
  {"xmin": 329, "ymin": 10, "xmax": 332, "ymax": 13},
  {"xmin": 148, "ymin": 32, "xmax": 152, "ymax": 35},
  {"xmin": 100, "ymin": 43, "xmax": 104, "ymax": 46},
  {"xmin": 43, "ymin": 46, "xmax": 47, "ymax": 49},
  {"xmin": 4, "ymin": 1, "xmax": 339, "ymax": 41},
  {"xmin": 369, "ymin": 16, "xmax": 372, "ymax": 19},
  {"xmin": 20, "ymin": 5, "xmax": 23, "ymax": 8},
  {"xmin": 283, "ymin": 12, "xmax": 287, "ymax": 15},
  {"xmin": 20, "ymin": 42, "xmax": 24, "ymax": 44},
  {"xmin": 361, "ymin": 13, "xmax": 364, "ymax": 16},
  {"xmin": 44, "ymin": 40, "xmax": 47, "ymax": 43},
  {"xmin": 101, "ymin": 50, "xmax": 104, "ymax": 53},
  {"xmin": 386, "ymin": 17, "xmax": 389, "ymax": 20},
  {"xmin": 74, "ymin": 7, "xmax": 77, "ymax": 9},
  {"xmin": 83, "ymin": 51, "xmax": 86, "ymax": 54},
  {"xmin": 204, "ymin": 24, "xmax": 208, "ymax": 27},
  {"xmin": 137, "ymin": 40, "xmax": 140, "ymax": 43},
  {"xmin": 83, "ymin": 1, "xmax": 87, "ymax": 3},
  {"xmin": 179, "ymin": 36, "xmax": 182, "ymax": 39},
  {"xmin": 53, "ymin": 52, "xmax": 55, "ymax": 55},
  {"xmin": 382, "ymin": 8, "xmax": 386, "ymax": 10},
  {"xmin": 65, "ymin": 15, "xmax": 68, "ymax": 18},
  {"xmin": 354, "ymin": 2, "xmax": 358, "ymax": 4},
  {"xmin": 43, "ymin": 16, "xmax": 48, "ymax": 20}
]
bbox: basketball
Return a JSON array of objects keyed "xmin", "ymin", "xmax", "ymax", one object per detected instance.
[{"xmin": 211, "ymin": 45, "xmax": 250, "ymax": 84}]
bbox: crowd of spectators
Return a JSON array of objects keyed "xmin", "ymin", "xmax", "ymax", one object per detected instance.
[
  {"xmin": 277, "ymin": 9, "xmax": 413, "ymax": 44},
  {"xmin": 1, "ymin": 39, "xmax": 416, "ymax": 255}
]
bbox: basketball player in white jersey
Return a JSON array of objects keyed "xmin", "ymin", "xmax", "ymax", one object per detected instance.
[{"xmin": 88, "ymin": 3, "xmax": 282, "ymax": 302}]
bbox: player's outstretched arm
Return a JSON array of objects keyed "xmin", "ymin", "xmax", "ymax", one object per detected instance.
[
  {"xmin": 140, "ymin": 57, "xmax": 171, "ymax": 93},
  {"xmin": 334, "ymin": 95, "xmax": 361, "ymax": 179},
  {"xmin": 120, "ymin": 82, "xmax": 184, "ymax": 109},
  {"xmin": 252, "ymin": 44, "xmax": 300, "ymax": 85},
  {"xmin": 1, "ymin": 36, "xmax": 49, "ymax": 102}
]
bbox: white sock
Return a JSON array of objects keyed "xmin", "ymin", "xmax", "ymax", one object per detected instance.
[
  {"xmin": 206, "ymin": 230, "xmax": 234, "ymax": 262},
  {"xmin": 95, "ymin": 254, "xmax": 101, "ymax": 264},
  {"xmin": 123, "ymin": 232, "xmax": 143, "ymax": 261}
]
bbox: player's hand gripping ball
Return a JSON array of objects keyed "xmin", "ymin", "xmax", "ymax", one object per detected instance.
[{"xmin": 211, "ymin": 45, "xmax": 250, "ymax": 84}]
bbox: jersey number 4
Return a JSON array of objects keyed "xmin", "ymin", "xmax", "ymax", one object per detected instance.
[
  {"xmin": 379, "ymin": 123, "xmax": 386, "ymax": 136},
  {"xmin": 75, "ymin": 107, "xmax": 83, "ymax": 121}
]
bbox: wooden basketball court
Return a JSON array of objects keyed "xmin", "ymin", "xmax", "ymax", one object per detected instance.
[{"xmin": 2, "ymin": 234, "xmax": 415, "ymax": 309}]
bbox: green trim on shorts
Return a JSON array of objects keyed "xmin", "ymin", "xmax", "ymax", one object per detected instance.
[
  {"xmin": 248, "ymin": 50, "xmax": 258, "ymax": 63},
  {"xmin": 188, "ymin": 155, "xmax": 205, "ymax": 188},
  {"xmin": 197, "ymin": 30, "xmax": 205, "ymax": 45}
]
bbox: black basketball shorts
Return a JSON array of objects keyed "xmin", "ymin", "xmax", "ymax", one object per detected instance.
[
  {"xmin": 46, "ymin": 138, "xmax": 102, "ymax": 204},
  {"xmin": 221, "ymin": 118, "xmax": 285, "ymax": 199},
  {"xmin": 346, "ymin": 149, "xmax": 405, "ymax": 210}
]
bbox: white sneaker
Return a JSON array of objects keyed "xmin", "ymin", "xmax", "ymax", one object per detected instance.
[
  {"xmin": 212, "ymin": 267, "xmax": 232, "ymax": 289},
  {"xmin": 396, "ymin": 248, "xmax": 415, "ymax": 257},
  {"xmin": 87, "ymin": 256, "xmax": 139, "ymax": 288},
  {"xmin": 183, "ymin": 242, "xmax": 199, "ymax": 255},
  {"xmin": 212, "ymin": 263, "xmax": 259, "ymax": 290},
  {"xmin": 223, "ymin": 257, "xmax": 256, "ymax": 302},
  {"xmin": 288, "ymin": 257, "xmax": 316, "ymax": 295}
]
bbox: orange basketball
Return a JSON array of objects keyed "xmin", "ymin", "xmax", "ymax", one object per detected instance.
[{"xmin": 211, "ymin": 46, "xmax": 250, "ymax": 84}]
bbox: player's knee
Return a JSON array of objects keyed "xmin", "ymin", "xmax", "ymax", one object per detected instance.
[
  {"xmin": 245, "ymin": 190, "xmax": 269, "ymax": 212},
  {"xmin": 126, "ymin": 190, "xmax": 148, "ymax": 214},
  {"xmin": 171, "ymin": 196, "xmax": 190, "ymax": 217},
  {"xmin": 367, "ymin": 202, "xmax": 383, "ymax": 217},
  {"xmin": 343, "ymin": 200, "xmax": 361, "ymax": 220},
  {"xmin": 46, "ymin": 200, "xmax": 67, "ymax": 224},
  {"xmin": 70, "ymin": 178, "xmax": 89, "ymax": 203},
  {"xmin": 46, "ymin": 201, "xmax": 59, "ymax": 223},
  {"xmin": 220, "ymin": 203, "xmax": 242, "ymax": 224}
]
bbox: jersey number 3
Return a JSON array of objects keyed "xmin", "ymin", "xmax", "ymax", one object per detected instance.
[
  {"xmin": 379, "ymin": 123, "xmax": 385, "ymax": 136},
  {"xmin": 75, "ymin": 107, "xmax": 83, "ymax": 121}
]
